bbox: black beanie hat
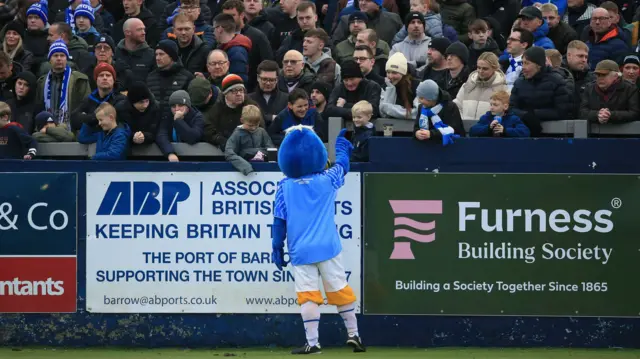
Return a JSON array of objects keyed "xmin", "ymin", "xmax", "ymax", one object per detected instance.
[
  {"xmin": 128, "ymin": 81, "xmax": 152, "ymax": 104},
  {"xmin": 5, "ymin": 20, "xmax": 24, "ymax": 38},
  {"xmin": 523, "ymin": 46, "xmax": 546, "ymax": 67},
  {"xmin": 445, "ymin": 41, "xmax": 470, "ymax": 65},
  {"xmin": 341, "ymin": 60, "xmax": 363, "ymax": 79},
  {"xmin": 156, "ymin": 39, "xmax": 179, "ymax": 62},
  {"xmin": 311, "ymin": 81, "xmax": 331, "ymax": 100},
  {"xmin": 429, "ymin": 37, "xmax": 452, "ymax": 56},
  {"xmin": 348, "ymin": 11, "xmax": 368, "ymax": 24},
  {"xmin": 405, "ymin": 11, "xmax": 425, "ymax": 29}
]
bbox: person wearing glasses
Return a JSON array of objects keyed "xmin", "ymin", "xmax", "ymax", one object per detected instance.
[
  {"xmin": 584, "ymin": 7, "xmax": 629, "ymax": 70},
  {"xmin": 86, "ymin": 35, "xmax": 134, "ymax": 92},
  {"xmin": 248, "ymin": 60, "xmax": 288, "ymax": 127},
  {"xmin": 499, "ymin": 28, "xmax": 533, "ymax": 91},
  {"xmin": 277, "ymin": 50, "xmax": 317, "ymax": 94},
  {"xmin": 353, "ymin": 45, "xmax": 385, "ymax": 87}
]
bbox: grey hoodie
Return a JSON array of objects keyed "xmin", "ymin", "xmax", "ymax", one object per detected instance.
[
  {"xmin": 225, "ymin": 126, "xmax": 275, "ymax": 175},
  {"xmin": 390, "ymin": 34, "xmax": 431, "ymax": 68},
  {"xmin": 392, "ymin": 12, "xmax": 444, "ymax": 45}
]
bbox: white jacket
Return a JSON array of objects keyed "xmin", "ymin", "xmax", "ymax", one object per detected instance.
[
  {"xmin": 453, "ymin": 71, "xmax": 509, "ymax": 120},
  {"xmin": 379, "ymin": 78, "xmax": 420, "ymax": 120}
]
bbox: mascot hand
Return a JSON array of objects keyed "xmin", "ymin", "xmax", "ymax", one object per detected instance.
[
  {"xmin": 336, "ymin": 128, "xmax": 354, "ymax": 151},
  {"xmin": 271, "ymin": 248, "xmax": 287, "ymax": 271},
  {"xmin": 338, "ymin": 128, "xmax": 348, "ymax": 137}
]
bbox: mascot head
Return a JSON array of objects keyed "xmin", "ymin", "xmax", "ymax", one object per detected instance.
[{"xmin": 278, "ymin": 125, "xmax": 328, "ymax": 178}]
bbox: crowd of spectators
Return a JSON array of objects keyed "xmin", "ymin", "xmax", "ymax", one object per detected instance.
[{"xmin": 0, "ymin": 0, "xmax": 639, "ymax": 172}]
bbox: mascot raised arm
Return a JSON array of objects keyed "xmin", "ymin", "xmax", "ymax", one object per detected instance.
[{"xmin": 272, "ymin": 125, "xmax": 365, "ymax": 355}]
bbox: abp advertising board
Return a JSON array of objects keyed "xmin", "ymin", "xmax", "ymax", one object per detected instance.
[{"xmin": 85, "ymin": 172, "xmax": 361, "ymax": 313}]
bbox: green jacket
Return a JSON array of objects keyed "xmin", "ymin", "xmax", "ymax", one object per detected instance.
[
  {"xmin": 32, "ymin": 125, "xmax": 76, "ymax": 142},
  {"xmin": 224, "ymin": 126, "xmax": 274, "ymax": 175},
  {"xmin": 334, "ymin": 36, "xmax": 391, "ymax": 65},
  {"xmin": 36, "ymin": 70, "xmax": 91, "ymax": 130}
]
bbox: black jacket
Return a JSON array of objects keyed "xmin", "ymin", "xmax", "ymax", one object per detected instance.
[
  {"xmin": 247, "ymin": 11, "xmax": 277, "ymax": 46},
  {"xmin": 275, "ymin": 27, "xmax": 305, "ymax": 64},
  {"xmin": 365, "ymin": 70, "xmax": 386, "ymax": 88},
  {"xmin": 204, "ymin": 98, "xmax": 262, "ymax": 149},
  {"xmin": 277, "ymin": 68, "xmax": 317, "ymax": 94},
  {"xmin": 325, "ymin": 78, "xmax": 382, "ymax": 121},
  {"xmin": 548, "ymin": 21, "xmax": 578, "ymax": 54},
  {"xmin": 112, "ymin": 8, "xmax": 160, "ymax": 47},
  {"xmin": 248, "ymin": 89, "xmax": 289, "ymax": 128},
  {"xmin": 467, "ymin": 38, "xmax": 501, "ymax": 71},
  {"xmin": 70, "ymin": 90, "xmax": 126, "ymax": 132},
  {"xmin": 443, "ymin": 67, "xmax": 470, "ymax": 98},
  {"xmin": 116, "ymin": 98, "xmax": 160, "ymax": 145},
  {"xmin": 510, "ymin": 66, "xmax": 573, "ymax": 135},
  {"xmin": 87, "ymin": 58, "xmax": 136, "ymax": 92},
  {"xmin": 264, "ymin": 7, "xmax": 300, "ymax": 51},
  {"xmin": 23, "ymin": 28, "xmax": 49, "ymax": 74},
  {"xmin": 562, "ymin": 59, "xmax": 596, "ymax": 118},
  {"xmin": 147, "ymin": 62, "xmax": 195, "ymax": 124},
  {"xmin": 0, "ymin": 122, "xmax": 37, "ymax": 159},
  {"xmin": 242, "ymin": 24, "xmax": 275, "ymax": 92},
  {"xmin": 580, "ymin": 79, "xmax": 640, "ymax": 123},
  {"xmin": 6, "ymin": 72, "xmax": 38, "ymax": 134},
  {"xmin": 178, "ymin": 35, "xmax": 211, "ymax": 74},
  {"xmin": 412, "ymin": 88, "xmax": 465, "ymax": 141},
  {"xmin": 351, "ymin": 123, "xmax": 374, "ymax": 162},
  {"xmin": 114, "ymin": 40, "xmax": 156, "ymax": 83},
  {"xmin": 161, "ymin": 0, "xmax": 212, "ymax": 32},
  {"xmin": 54, "ymin": 7, "xmax": 105, "ymax": 33},
  {"xmin": 156, "ymin": 106, "xmax": 205, "ymax": 156}
]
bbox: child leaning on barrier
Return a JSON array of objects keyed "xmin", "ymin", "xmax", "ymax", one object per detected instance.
[
  {"xmin": 225, "ymin": 105, "xmax": 275, "ymax": 176},
  {"xmin": 469, "ymin": 90, "xmax": 530, "ymax": 137},
  {"xmin": 0, "ymin": 101, "xmax": 37, "ymax": 159},
  {"xmin": 350, "ymin": 101, "xmax": 375, "ymax": 162}
]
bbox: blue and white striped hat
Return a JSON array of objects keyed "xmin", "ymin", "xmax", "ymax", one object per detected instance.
[
  {"xmin": 48, "ymin": 40, "xmax": 70, "ymax": 60},
  {"xmin": 27, "ymin": 0, "xmax": 48, "ymax": 24},
  {"xmin": 74, "ymin": 3, "xmax": 95, "ymax": 24}
]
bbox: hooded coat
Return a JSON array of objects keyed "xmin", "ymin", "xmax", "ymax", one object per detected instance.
[
  {"xmin": 6, "ymin": 73, "xmax": 38, "ymax": 134},
  {"xmin": 392, "ymin": 12, "xmax": 444, "ymax": 45},
  {"xmin": 390, "ymin": 34, "xmax": 431, "ymax": 68},
  {"xmin": 78, "ymin": 122, "xmax": 131, "ymax": 160},
  {"xmin": 247, "ymin": 10, "xmax": 277, "ymax": 45},
  {"xmin": 218, "ymin": 34, "xmax": 252, "ymax": 84},
  {"xmin": 453, "ymin": 70, "xmax": 509, "ymax": 120},
  {"xmin": 304, "ymin": 48, "xmax": 341, "ymax": 90},
  {"xmin": 114, "ymin": 40, "xmax": 156, "ymax": 83},
  {"xmin": 225, "ymin": 125, "xmax": 275, "ymax": 175},
  {"xmin": 116, "ymin": 98, "xmax": 160, "ymax": 146},
  {"xmin": 156, "ymin": 106, "xmax": 204, "ymax": 156}
]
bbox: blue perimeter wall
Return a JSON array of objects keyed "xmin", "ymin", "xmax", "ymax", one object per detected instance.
[{"xmin": 1, "ymin": 137, "xmax": 639, "ymax": 348}]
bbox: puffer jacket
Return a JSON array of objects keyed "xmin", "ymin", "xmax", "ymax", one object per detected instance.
[
  {"xmin": 218, "ymin": 34, "xmax": 252, "ymax": 83},
  {"xmin": 586, "ymin": 26, "xmax": 629, "ymax": 70},
  {"xmin": 225, "ymin": 126, "xmax": 275, "ymax": 175},
  {"xmin": 114, "ymin": 40, "xmax": 156, "ymax": 83},
  {"xmin": 390, "ymin": 34, "xmax": 431, "ymax": 68},
  {"xmin": 580, "ymin": 78, "xmax": 640, "ymax": 123},
  {"xmin": 469, "ymin": 110, "xmax": 530, "ymax": 137},
  {"xmin": 146, "ymin": 62, "xmax": 195, "ymax": 124},
  {"xmin": 162, "ymin": 18, "xmax": 216, "ymax": 49},
  {"xmin": 392, "ymin": 12, "xmax": 444, "ymax": 45},
  {"xmin": 116, "ymin": 98, "xmax": 160, "ymax": 146},
  {"xmin": 548, "ymin": 21, "xmax": 578, "ymax": 54},
  {"xmin": 440, "ymin": 0, "xmax": 476, "ymax": 43},
  {"xmin": 509, "ymin": 66, "xmax": 573, "ymax": 134},
  {"xmin": 78, "ymin": 122, "xmax": 131, "ymax": 160},
  {"xmin": 379, "ymin": 78, "xmax": 420, "ymax": 120},
  {"xmin": 562, "ymin": 58, "xmax": 596, "ymax": 117},
  {"xmin": 454, "ymin": 70, "xmax": 509, "ymax": 120},
  {"xmin": 173, "ymin": 35, "xmax": 211, "ymax": 74}
]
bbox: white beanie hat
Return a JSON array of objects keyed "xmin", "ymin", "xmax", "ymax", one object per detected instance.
[{"xmin": 386, "ymin": 52, "xmax": 408, "ymax": 76}]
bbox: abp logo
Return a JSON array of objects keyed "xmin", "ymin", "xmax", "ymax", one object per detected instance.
[
  {"xmin": 96, "ymin": 182, "xmax": 190, "ymax": 215},
  {"xmin": 389, "ymin": 200, "xmax": 443, "ymax": 260}
]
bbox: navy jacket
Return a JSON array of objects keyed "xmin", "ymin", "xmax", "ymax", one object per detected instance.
[
  {"xmin": 78, "ymin": 122, "xmax": 131, "ymax": 160},
  {"xmin": 0, "ymin": 122, "xmax": 37, "ymax": 159},
  {"xmin": 268, "ymin": 107, "xmax": 326, "ymax": 146},
  {"xmin": 586, "ymin": 26, "xmax": 629, "ymax": 70},
  {"xmin": 351, "ymin": 123, "xmax": 375, "ymax": 162},
  {"xmin": 156, "ymin": 106, "xmax": 205, "ymax": 156},
  {"xmin": 469, "ymin": 111, "xmax": 530, "ymax": 137}
]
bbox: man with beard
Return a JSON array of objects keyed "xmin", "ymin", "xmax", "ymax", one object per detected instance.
[
  {"xmin": 113, "ymin": 0, "xmax": 159, "ymax": 46},
  {"xmin": 562, "ymin": 40, "xmax": 595, "ymax": 116},
  {"xmin": 87, "ymin": 35, "xmax": 135, "ymax": 92},
  {"xmin": 114, "ymin": 18, "xmax": 155, "ymax": 83},
  {"xmin": 248, "ymin": 60, "xmax": 288, "ymax": 127}
]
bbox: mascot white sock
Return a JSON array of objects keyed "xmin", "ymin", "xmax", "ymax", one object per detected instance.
[
  {"xmin": 301, "ymin": 302, "xmax": 321, "ymax": 346},
  {"xmin": 271, "ymin": 125, "xmax": 365, "ymax": 354}
]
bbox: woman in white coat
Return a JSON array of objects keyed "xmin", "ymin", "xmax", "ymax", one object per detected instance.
[{"xmin": 453, "ymin": 52, "xmax": 509, "ymax": 120}]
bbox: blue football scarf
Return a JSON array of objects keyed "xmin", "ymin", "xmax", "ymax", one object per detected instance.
[
  {"xmin": 45, "ymin": 66, "xmax": 72, "ymax": 128},
  {"xmin": 66, "ymin": 6, "xmax": 76, "ymax": 34},
  {"xmin": 418, "ymin": 104, "xmax": 459, "ymax": 146},
  {"xmin": 88, "ymin": 89, "xmax": 113, "ymax": 104}
]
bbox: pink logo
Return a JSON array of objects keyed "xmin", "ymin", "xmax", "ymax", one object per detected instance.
[{"xmin": 389, "ymin": 200, "xmax": 443, "ymax": 260}]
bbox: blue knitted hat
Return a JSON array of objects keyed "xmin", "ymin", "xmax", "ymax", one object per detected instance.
[
  {"xmin": 48, "ymin": 40, "xmax": 70, "ymax": 60},
  {"xmin": 27, "ymin": 0, "xmax": 48, "ymax": 24},
  {"xmin": 74, "ymin": 3, "xmax": 95, "ymax": 24}
]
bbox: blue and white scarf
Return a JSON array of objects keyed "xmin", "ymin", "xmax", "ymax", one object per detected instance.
[
  {"xmin": 65, "ymin": 6, "xmax": 76, "ymax": 33},
  {"xmin": 418, "ymin": 104, "xmax": 459, "ymax": 146},
  {"xmin": 45, "ymin": 66, "xmax": 72, "ymax": 128}
]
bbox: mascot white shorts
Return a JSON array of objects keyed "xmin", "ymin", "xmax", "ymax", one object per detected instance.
[{"xmin": 292, "ymin": 253, "xmax": 357, "ymax": 306}]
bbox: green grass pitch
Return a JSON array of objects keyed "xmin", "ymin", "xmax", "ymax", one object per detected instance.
[{"xmin": 2, "ymin": 348, "xmax": 640, "ymax": 358}]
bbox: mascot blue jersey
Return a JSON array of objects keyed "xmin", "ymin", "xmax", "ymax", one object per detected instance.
[{"xmin": 273, "ymin": 166, "xmax": 345, "ymax": 266}]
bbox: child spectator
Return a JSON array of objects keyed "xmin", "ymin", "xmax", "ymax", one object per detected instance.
[
  {"xmin": 269, "ymin": 89, "xmax": 326, "ymax": 146},
  {"xmin": 225, "ymin": 105, "xmax": 275, "ymax": 175},
  {"xmin": 413, "ymin": 79, "xmax": 465, "ymax": 145},
  {"xmin": 350, "ymin": 100, "xmax": 375, "ymax": 162},
  {"xmin": 0, "ymin": 101, "xmax": 37, "ymax": 159},
  {"xmin": 467, "ymin": 19, "xmax": 501, "ymax": 71},
  {"xmin": 116, "ymin": 82, "xmax": 159, "ymax": 147},
  {"xmin": 469, "ymin": 90, "xmax": 530, "ymax": 137},
  {"xmin": 74, "ymin": 3, "xmax": 101, "ymax": 50},
  {"xmin": 32, "ymin": 111, "xmax": 76, "ymax": 142},
  {"xmin": 78, "ymin": 102, "xmax": 131, "ymax": 160}
]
